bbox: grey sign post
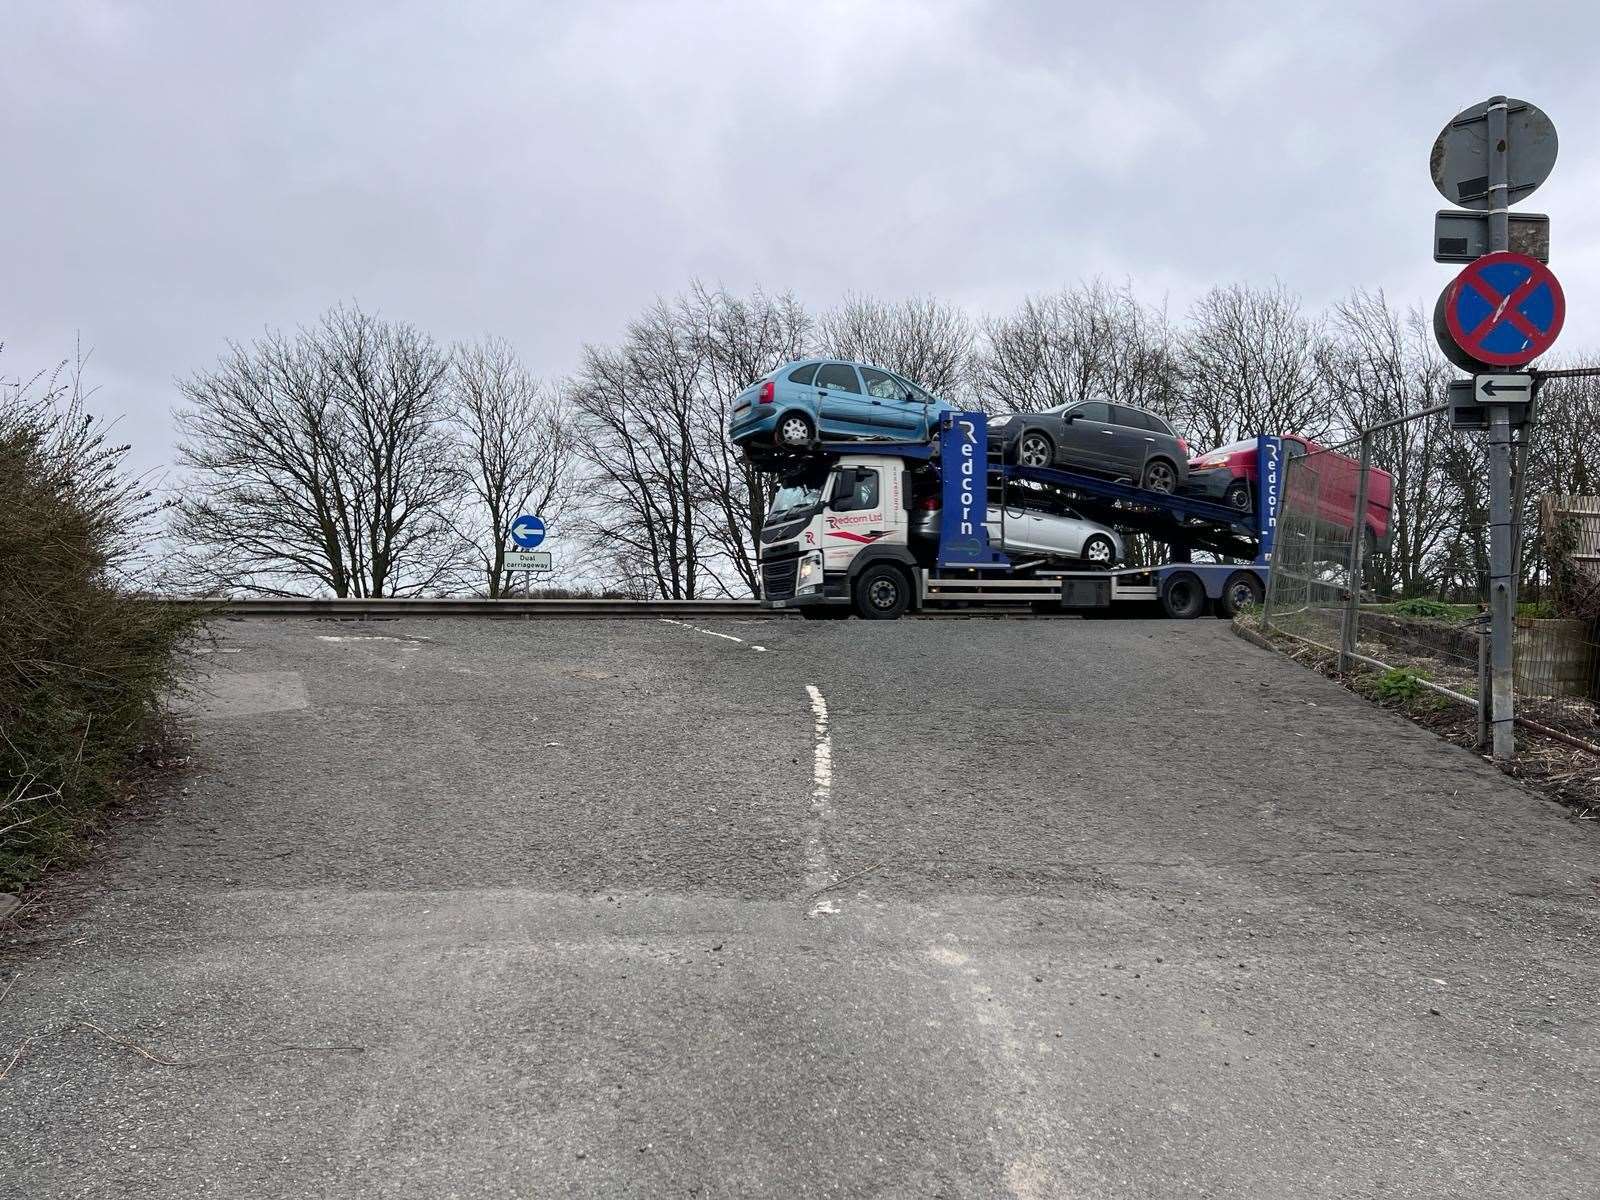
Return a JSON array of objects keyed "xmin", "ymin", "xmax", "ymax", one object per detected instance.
[
  {"xmin": 1431, "ymin": 95, "xmax": 1558, "ymax": 761},
  {"xmin": 1433, "ymin": 210, "xmax": 1548, "ymax": 263},
  {"xmin": 1430, "ymin": 97, "xmax": 1557, "ymax": 214}
]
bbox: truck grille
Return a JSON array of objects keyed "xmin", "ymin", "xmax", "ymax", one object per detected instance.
[
  {"xmin": 762, "ymin": 515, "xmax": 810, "ymax": 544},
  {"xmin": 762, "ymin": 558, "xmax": 798, "ymax": 600}
]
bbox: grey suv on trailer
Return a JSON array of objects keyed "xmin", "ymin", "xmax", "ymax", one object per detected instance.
[{"xmin": 989, "ymin": 400, "xmax": 1189, "ymax": 494}]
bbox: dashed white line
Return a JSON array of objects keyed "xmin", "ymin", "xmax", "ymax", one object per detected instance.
[
  {"xmin": 803, "ymin": 684, "xmax": 838, "ymax": 917},
  {"xmin": 658, "ymin": 618, "xmax": 767, "ymax": 651},
  {"xmin": 316, "ymin": 635, "xmax": 429, "ymax": 643}
]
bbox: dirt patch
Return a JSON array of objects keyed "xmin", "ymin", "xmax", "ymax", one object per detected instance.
[
  {"xmin": 1358, "ymin": 611, "xmax": 1481, "ymax": 661},
  {"xmin": 1235, "ymin": 615, "xmax": 1600, "ymax": 825}
]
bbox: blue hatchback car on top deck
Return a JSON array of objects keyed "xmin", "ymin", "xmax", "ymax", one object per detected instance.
[{"xmin": 729, "ymin": 358, "xmax": 956, "ymax": 456}]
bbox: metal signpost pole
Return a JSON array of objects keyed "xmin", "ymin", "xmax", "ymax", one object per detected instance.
[
  {"xmin": 1477, "ymin": 628, "xmax": 1492, "ymax": 749},
  {"xmin": 1431, "ymin": 95, "xmax": 1561, "ymax": 761},
  {"xmin": 1484, "ymin": 97, "xmax": 1516, "ymax": 761},
  {"xmin": 1510, "ymin": 423, "xmax": 1530, "ymax": 586},
  {"xmin": 1338, "ymin": 430, "xmax": 1373, "ymax": 673},
  {"xmin": 1488, "ymin": 406, "xmax": 1516, "ymax": 758},
  {"xmin": 1486, "ymin": 97, "xmax": 1510, "ymax": 250}
]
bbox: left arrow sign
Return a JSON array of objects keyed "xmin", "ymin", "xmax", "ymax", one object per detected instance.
[
  {"xmin": 509, "ymin": 515, "xmax": 546, "ymax": 548},
  {"xmin": 1473, "ymin": 375, "xmax": 1533, "ymax": 405}
]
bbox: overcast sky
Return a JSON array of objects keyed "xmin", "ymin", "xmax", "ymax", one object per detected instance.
[{"xmin": 5, "ymin": 0, "xmax": 1599, "ymax": 479}]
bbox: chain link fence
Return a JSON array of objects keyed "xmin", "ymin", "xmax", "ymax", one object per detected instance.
[
  {"xmin": 1262, "ymin": 407, "xmax": 1600, "ymax": 755},
  {"xmin": 1261, "ymin": 444, "xmax": 1353, "ymax": 652}
]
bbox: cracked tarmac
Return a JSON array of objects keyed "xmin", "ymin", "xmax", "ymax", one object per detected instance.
[{"xmin": 3, "ymin": 616, "xmax": 1597, "ymax": 1198}]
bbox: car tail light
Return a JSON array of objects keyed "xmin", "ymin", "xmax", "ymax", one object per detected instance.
[
  {"xmin": 758, "ymin": 381, "xmax": 775, "ymax": 405},
  {"xmin": 916, "ymin": 496, "xmax": 940, "ymax": 510},
  {"xmin": 1177, "ymin": 436, "xmax": 1190, "ymax": 456}
]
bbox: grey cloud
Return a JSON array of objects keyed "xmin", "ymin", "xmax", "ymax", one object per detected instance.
[{"xmin": 4, "ymin": 0, "xmax": 1598, "ymax": 481}]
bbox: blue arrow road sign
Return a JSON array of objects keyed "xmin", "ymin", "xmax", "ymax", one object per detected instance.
[{"xmin": 510, "ymin": 515, "xmax": 546, "ymax": 549}]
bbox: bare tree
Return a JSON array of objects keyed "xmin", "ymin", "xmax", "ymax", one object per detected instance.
[
  {"xmin": 173, "ymin": 303, "xmax": 458, "ymax": 597},
  {"xmin": 1176, "ymin": 282, "xmax": 1333, "ymax": 450},
  {"xmin": 974, "ymin": 288, "xmax": 1102, "ymax": 413},
  {"xmin": 681, "ymin": 283, "xmax": 811, "ymax": 594},
  {"xmin": 447, "ymin": 337, "xmax": 573, "ymax": 597},
  {"xmin": 819, "ymin": 294, "xmax": 972, "ymax": 397},
  {"xmin": 1511, "ymin": 356, "xmax": 1600, "ymax": 597},
  {"xmin": 570, "ymin": 286, "xmax": 812, "ymax": 599},
  {"xmin": 973, "ymin": 279, "xmax": 1175, "ymax": 421},
  {"xmin": 570, "ymin": 302, "xmax": 706, "ymax": 599}
]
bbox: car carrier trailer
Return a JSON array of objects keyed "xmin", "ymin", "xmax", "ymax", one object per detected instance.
[{"xmin": 757, "ymin": 411, "xmax": 1283, "ymax": 620}]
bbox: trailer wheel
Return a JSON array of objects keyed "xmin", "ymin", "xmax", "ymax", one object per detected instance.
[
  {"xmin": 854, "ymin": 564, "xmax": 910, "ymax": 620},
  {"xmin": 1160, "ymin": 571, "xmax": 1206, "ymax": 619},
  {"xmin": 1215, "ymin": 571, "xmax": 1263, "ymax": 619}
]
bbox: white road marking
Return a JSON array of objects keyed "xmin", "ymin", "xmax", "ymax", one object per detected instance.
[
  {"xmin": 317, "ymin": 635, "xmax": 413, "ymax": 642},
  {"xmin": 925, "ymin": 944, "xmax": 1060, "ymax": 1198},
  {"xmin": 658, "ymin": 618, "xmax": 767, "ymax": 651},
  {"xmin": 316, "ymin": 633, "xmax": 426, "ymax": 670},
  {"xmin": 803, "ymin": 684, "xmax": 838, "ymax": 917}
]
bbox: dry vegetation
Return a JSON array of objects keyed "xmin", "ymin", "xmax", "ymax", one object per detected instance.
[{"xmin": 1, "ymin": 353, "xmax": 199, "ymax": 892}]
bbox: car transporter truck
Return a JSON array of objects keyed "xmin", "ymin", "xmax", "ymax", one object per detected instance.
[{"xmin": 756, "ymin": 411, "xmax": 1285, "ymax": 621}]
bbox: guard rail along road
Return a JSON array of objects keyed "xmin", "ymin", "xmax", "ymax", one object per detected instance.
[{"xmin": 158, "ymin": 597, "xmax": 774, "ymax": 619}]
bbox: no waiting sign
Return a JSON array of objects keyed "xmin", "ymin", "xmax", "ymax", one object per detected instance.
[{"xmin": 1440, "ymin": 251, "xmax": 1565, "ymax": 368}]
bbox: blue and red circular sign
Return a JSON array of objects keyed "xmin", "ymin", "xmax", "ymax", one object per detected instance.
[{"xmin": 1443, "ymin": 251, "xmax": 1565, "ymax": 367}]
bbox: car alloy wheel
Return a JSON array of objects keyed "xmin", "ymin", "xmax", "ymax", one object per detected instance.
[
  {"xmin": 1143, "ymin": 459, "xmax": 1177, "ymax": 494},
  {"xmin": 778, "ymin": 415, "xmax": 813, "ymax": 447},
  {"xmin": 1224, "ymin": 480, "xmax": 1251, "ymax": 511},
  {"xmin": 1083, "ymin": 535, "xmax": 1114, "ymax": 565},
  {"xmin": 1019, "ymin": 433, "xmax": 1053, "ymax": 469}
]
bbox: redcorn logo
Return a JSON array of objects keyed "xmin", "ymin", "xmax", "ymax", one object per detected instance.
[{"xmin": 825, "ymin": 512, "xmax": 882, "ymax": 528}]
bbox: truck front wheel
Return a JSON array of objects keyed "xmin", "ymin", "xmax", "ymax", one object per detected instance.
[{"xmin": 853, "ymin": 564, "xmax": 911, "ymax": 620}]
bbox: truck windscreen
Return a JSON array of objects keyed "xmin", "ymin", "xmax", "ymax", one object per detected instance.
[{"xmin": 768, "ymin": 473, "xmax": 827, "ymax": 520}]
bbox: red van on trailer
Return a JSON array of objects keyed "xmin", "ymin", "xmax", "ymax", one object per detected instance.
[{"xmin": 1187, "ymin": 434, "xmax": 1393, "ymax": 554}]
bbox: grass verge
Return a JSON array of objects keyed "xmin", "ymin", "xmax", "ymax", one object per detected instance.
[{"xmin": 1235, "ymin": 612, "xmax": 1600, "ymax": 824}]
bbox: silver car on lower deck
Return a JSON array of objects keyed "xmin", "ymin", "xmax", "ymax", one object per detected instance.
[{"xmin": 912, "ymin": 500, "xmax": 1124, "ymax": 565}]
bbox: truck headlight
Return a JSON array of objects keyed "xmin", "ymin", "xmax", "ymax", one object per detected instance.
[{"xmin": 797, "ymin": 550, "xmax": 823, "ymax": 592}]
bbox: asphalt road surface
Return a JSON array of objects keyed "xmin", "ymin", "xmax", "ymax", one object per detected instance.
[{"xmin": 4, "ymin": 615, "xmax": 1597, "ymax": 1199}]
